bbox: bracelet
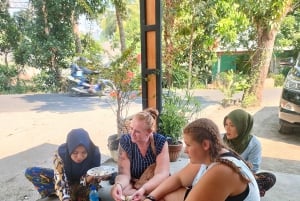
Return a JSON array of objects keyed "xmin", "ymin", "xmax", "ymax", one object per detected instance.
[
  {"xmin": 115, "ymin": 182, "xmax": 123, "ymax": 189},
  {"xmin": 145, "ymin": 195, "xmax": 156, "ymax": 201}
]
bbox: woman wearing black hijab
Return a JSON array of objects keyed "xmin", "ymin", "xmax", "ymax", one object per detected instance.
[{"xmin": 25, "ymin": 128, "xmax": 101, "ymax": 201}]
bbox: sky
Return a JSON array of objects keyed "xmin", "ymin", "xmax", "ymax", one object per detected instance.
[
  {"xmin": 8, "ymin": 0, "xmax": 101, "ymax": 40},
  {"xmin": 8, "ymin": 0, "xmax": 29, "ymax": 15}
]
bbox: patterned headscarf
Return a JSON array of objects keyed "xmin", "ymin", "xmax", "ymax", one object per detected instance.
[
  {"xmin": 58, "ymin": 128, "xmax": 100, "ymax": 182},
  {"xmin": 223, "ymin": 109, "xmax": 253, "ymax": 154}
]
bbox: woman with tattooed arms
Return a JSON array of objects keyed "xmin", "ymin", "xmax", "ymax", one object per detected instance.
[{"xmin": 110, "ymin": 108, "xmax": 170, "ymax": 201}]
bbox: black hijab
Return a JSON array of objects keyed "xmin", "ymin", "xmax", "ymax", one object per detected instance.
[{"xmin": 58, "ymin": 128, "xmax": 101, "ymax": 182}]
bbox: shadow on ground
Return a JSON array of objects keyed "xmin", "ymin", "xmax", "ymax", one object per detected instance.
[
  {"xmin": 0, "ymin": 93, "xmax": 142, "ymax": 113},
  {"xmin": 253, "ymin": 106, "xmax": 300, "ymax": 145},
  {"xmin": 21, "ymin": 93, "xmax": 108, "ymax": 113},
  {"xmin": 252, "ymin": 106, "xmax": 300, "ymax": 175}
]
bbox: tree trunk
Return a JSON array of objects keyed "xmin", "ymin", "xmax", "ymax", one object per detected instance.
[
  {"xmin": 243, "ymin": 27, "xmax": 277, "ymax": 106},
  {"xmin": 163, "ymin": 0, "xmax": 176, "ymax": 88},
  {"xmin": 115, "ymin": 6, "xmax": 126, "ymax": 52},
  {"xmin": 187, "ymin": 15, "xmax": 195, "ymax": 90},
  {"xmin": 114, "ymin": 1, "xmax": 126, "ymax": 135},
  {"xmin": 116, "ymin": 90, "xmax": 123, "ymax": 135},
  {"xmin": 71, "ymin": 11, "xmax": 82, "ymax": 54},
  {"xmin": 4, "ymin": 52, "xmax": 8, "ymax": 66},
  {"xmin": 41, "ymin": 0, "xmax": 49, "ymax": 35},
  {"xmin": 242, "ymin": 1, "xmax": 293, "ymax": 107}
]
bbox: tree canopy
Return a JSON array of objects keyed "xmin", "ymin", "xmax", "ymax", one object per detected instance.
[{"xmin": 1, "ymin": 0, "xmax": 300, "ymax": 106}]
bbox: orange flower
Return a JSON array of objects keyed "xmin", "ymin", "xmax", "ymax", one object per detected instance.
[
  {"xmin": 126, "ymin": 71, "xmax": 134, "ymax": 79},
  {"xmin": 110, "ymin": 90, "xmax": 117, "ymax": 98}
]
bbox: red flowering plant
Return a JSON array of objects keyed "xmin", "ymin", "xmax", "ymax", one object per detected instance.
[{"xmin": 102, "ymin": 43, "xmax": 141, "ymax": 137}]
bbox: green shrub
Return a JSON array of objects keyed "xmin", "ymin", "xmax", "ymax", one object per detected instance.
[
  {"xmin": 32, "ymin": 70, "xmax": 60, "ymax": 92},
  {"xmin": 280, "ymin": 67, "xmax": 291, "ymax": 77},
  {"xmin": 216, "ymin": 69, "xmax": 250, "ymax": 99},
  {"xmin": 269, "ymin": 73, "xmax": 285, "ymax": 87},
  {"xmin": 172, "ymin": 66, "xmax": 188, "ymax": 88},
  {"xmin": 241, "ymin": 93, "xmax": 257, "ymax": 107},
  {"xmin": 9, "ymin": 80, "xmax": 31, "ymax": 94},
  {"xmin": 0, "ymin": 64, "xmax": 18, "ymax": 92},
  {"xmin": 158, "ymin": 90, "xmax": 201, "ymax": 144},
  {"xmin": 193, "ymin": 82, "xmax": 207, "ymax": 89}
]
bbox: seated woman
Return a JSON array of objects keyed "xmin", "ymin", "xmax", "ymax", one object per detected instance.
[
  {"xmin": 144, "ymin": 118, "xmax": 260, "ymax": 201},
  {"xmin": 223, "ymin": 109, "xmax": 276, "ymax": 197},
  {"xmin": 25, "ymin": 128, "xmax": 101, "ymax": 201},
  {"xmin": 110, "ymin": 108, "xmax": 170, "ymax": 201}
]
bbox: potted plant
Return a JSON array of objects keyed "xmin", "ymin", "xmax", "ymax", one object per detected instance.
[
  {"xmin": 102, "ymin": 42, "xmax": 141, "ymax": 161},
  {"xmin": 158, "ymin": 90, "xmax": 201, "ymax": 161}
]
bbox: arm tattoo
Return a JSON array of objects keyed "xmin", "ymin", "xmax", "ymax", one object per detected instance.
[
  {"xmin": 118, "ymin": 146, "xmax": 125, "ymax": 158},
  {"xmin": 118, "ymin": 147, "xmax": 127, "ymax": 174}
]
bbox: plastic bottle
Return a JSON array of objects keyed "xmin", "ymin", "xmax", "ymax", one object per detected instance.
[{"xmin": 89, "ymin": 184, "xmax": 100, "ymax": 201}]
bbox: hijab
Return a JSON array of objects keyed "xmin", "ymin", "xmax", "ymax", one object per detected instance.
[
  {"xmin": 58, "ymin": 128, "xmax": 101, "ymax": 182},
  {"xmin": 223, "ymin": 109, "xmax": 253, "ymax": 154}
]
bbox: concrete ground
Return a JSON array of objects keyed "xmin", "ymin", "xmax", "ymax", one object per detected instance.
[{"xmin": 0, "ymin": 87, "xmax": 299, "ymax": 201}]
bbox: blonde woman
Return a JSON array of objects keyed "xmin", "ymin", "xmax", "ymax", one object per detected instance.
[{"xmin": 111, "ymin": 108, "xmax": 170, "ymax": 201}]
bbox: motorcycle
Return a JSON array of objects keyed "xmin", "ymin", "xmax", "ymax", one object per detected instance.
[{"xmin": 67, "ymin": 63, "xmax": 116, "ymax": 96}]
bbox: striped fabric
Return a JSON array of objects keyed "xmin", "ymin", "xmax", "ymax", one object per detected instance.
[{"xmin": 120, "ymin": 133, "xmax": 166, "ymax": 179}]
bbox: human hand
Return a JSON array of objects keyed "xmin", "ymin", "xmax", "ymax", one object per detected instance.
[
  {"xmin": 130, "ymin": 187, "xmax": 146, "ymax": 201},
  {"xmin": 86, "ymin": 175, "xmax": 103, "ymax": 184},
  {"xmin": 111, "ymin": 183, "xmax": 123, "ymax": 201},
  {"xmin": 86, "ymin": 175, "xmax": 95, "ymax": 183}
]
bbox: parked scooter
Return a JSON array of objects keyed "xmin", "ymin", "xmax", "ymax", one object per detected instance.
[{"xmin": 67, "ymin": 63, "xmax": 115, "ymax": 96}]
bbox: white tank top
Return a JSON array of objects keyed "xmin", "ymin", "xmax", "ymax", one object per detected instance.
[{"xmin": 192, "ymin": 156, "xmax": 260, "ymax": 201}]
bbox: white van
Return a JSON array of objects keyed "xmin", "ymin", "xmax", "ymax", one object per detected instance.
[{"xmin": 278, "ymin": 53, "xmax": 300, "ymax": 134}]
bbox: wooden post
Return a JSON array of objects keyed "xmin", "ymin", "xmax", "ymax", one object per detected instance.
[{"xmin": 140, "ymin": 0, "xmax": 162, "ymax": 113}]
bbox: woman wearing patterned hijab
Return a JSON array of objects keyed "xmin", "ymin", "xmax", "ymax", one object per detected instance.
[
  {"xmin": 25, "ymin": 128, "xmax": 101, "ymax": 201},
  {"xmin": 223, "ymin": 109, "xmax": 276, "ymax": 197}
]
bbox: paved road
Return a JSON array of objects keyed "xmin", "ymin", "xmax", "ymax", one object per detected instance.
[
  {"xmin": 0, "ymin": 89, "xmax": 225, "ymax": 113},
  {"xmin": 0, "ymin": 93, "xmax": 115, "ymax": 113}
]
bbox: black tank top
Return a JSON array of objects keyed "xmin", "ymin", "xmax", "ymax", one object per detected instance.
[{"xmin": 221, "ymin": 152, "xmax": 250, "ymax": 201}]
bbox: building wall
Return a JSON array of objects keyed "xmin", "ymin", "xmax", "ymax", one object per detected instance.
[
  {"xmin": 212, "ymin": 50, "xmax": 294, "ymax": 78},
  {"xmin": 212, "ymin": 54, "xmax": 237, "ymax": 77}
]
